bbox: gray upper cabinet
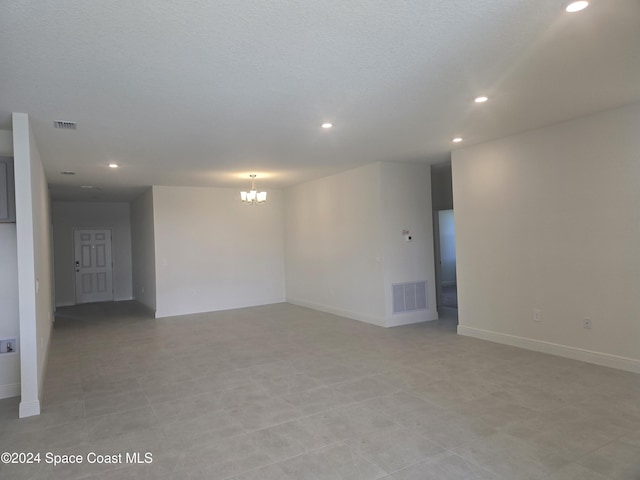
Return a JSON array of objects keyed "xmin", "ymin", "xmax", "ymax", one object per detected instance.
[{"xmin": 0, "ymin": 157, "xmax": 16, "ymax": 223}]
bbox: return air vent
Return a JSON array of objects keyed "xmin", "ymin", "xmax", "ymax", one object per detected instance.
[
  {"xmin": 53, "ymin": 120, "xmax": 77, "ymax": 130},
  {"xmin": 392, "ymin": 281, "xmax": 427, "ymax": 314}
]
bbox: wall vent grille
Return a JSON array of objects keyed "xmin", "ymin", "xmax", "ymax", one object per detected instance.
[
  {"xmin": 392, "ymin": 281, "xmax": 427, "ymax": 314},
  {"xmin": 53, "ymin": 120, "xmax": 77, "ymax": 130}
]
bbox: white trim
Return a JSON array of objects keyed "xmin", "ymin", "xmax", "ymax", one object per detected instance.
[
  {"xmin": 458, "ymin": 325, "xmax": 640, "ymax": 374},
  {"xmin": 57, "ymin": 297, "xmax": 135, "ymax": 308},
  {"xmin": 286, "ymin": 298, "xmax": 386, "ymax": 327},
  {"xmin": 55, "ymin": 301, "xmax": 75, "ymax": 308},
  {"xmin": 386, "ymin": 312, "xmax": 438, "ymax": 327},
  {"xmin": 19, "ymin": 399, "xmax": 40, "ymax": 418},
  {"xmin": 0, "ymin": 383, "xmax": 20, "ymax": 399},
  {"xmin": 155, "ymin": 300, "xmax": 284, "ymax": 319}
]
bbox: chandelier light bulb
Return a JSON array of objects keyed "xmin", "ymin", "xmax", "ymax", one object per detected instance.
[{"xmin": 240, "ymin": 175, "xmax": 267, "ymax": 205}]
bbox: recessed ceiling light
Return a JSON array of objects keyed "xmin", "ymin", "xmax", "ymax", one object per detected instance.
[
  {"xmin": 474, "ymin": 96, "xmax": 488, "ymax": 103},
  {"xmin": 321, "ymin": 123, "xmax": 333, "ymax": 129},
  {"xmin": 108, "ymin": 163, "xmax": 119, "ymax": 168},
  {"xmin": 80, "ymin": 185, "xmax": 94, "ymax": 189},
  {"xmin": 452, "ymin": 137, "xmax": 463, "ymax": 143},
  {"xmin": 565, "ymin": 1, "xmax": 588, "ymax": 12}
]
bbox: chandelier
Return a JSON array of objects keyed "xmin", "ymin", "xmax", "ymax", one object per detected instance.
[{"xmin": 240, "ymin": 174, "xmax": 267, "ymax": 205}]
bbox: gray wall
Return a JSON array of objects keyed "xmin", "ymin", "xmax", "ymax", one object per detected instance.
[
  {"xmin": 130, "ymin": 189, "xmax": 157, "ymax": 312},
  {"xmin": 431, "ymin": 162, "xmax": 453, "ymax": 211}
]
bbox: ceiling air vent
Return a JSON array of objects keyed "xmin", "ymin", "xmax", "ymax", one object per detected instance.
[{"xmin": 53, "ymin": 120, "xmax": 77, "ymax": 130}]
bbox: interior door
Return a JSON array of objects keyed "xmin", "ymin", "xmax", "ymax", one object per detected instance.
[{"xmin": 74, "ymin": 229, "xmax": 114, "ymax": 304}]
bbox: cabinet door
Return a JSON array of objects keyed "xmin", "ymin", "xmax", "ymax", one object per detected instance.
[{"xmin": 0, "ymin": 157, "xmax": 16, "ymax": 223}]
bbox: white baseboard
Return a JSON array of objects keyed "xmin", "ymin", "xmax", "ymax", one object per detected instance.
[
  {"xmin": 0, "ymin": 383, "xmax": 20, "ymax": 399},
  {"xmin": 55, "ymin": 301, "xmax": 75, "ymax": 308},
  {"xmin": 155, "ymin": 299, "xmax": 286, "ymax": 319},
  {"xmin": 56, "ymin": 297, "xmax": 135, "ymax": 308},
  {"xmin": 19, "ymin": 399, "xmax": 40, "ymax": 418},
  {"xmin": 286, "ymin": 298, "xmax": 386, "ymax": 327},
  {"xmin": 458, "ymin": 325, "xmax": 640, "ymax": 374},
  {"xmin": 387, "ymin": 311, "xmax": 438, "ymax": 327}
]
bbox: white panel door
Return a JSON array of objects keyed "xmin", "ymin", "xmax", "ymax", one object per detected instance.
[{"xmin": 74, "ymin": 229, "xmax": 114, "ymax": 304}]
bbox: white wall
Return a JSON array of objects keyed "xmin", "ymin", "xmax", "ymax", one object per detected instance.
[
  {"xmin": 130, "ymin": 188, "xmax": 156, "ymax": 312},
  {"xmin": 153, "ymin": 185, "xmax": 285, "ymax": 318},
  {"xmin": 284, "ymin": 162, "xmax": 437, "ymax": 327},
  {"xmin": 453, "ymin": 102, "xmax": 640, "ymax": 373},
  {"xmin": 284, "ymin": 163, "xmax": 386, "ymax": 326},
  {"xmin": 380, "ymin": 162, "xmax": 438, "ymax": 326},
  {"xmin": 52, "ymin": 202, "xmax": 133, "ymax": 306},
  {"xmin": 13, "ymin": 113, "xmax": 54, "ymax": 416},
  {"xmin": 0, "ymin": 131, "xmax": 19, "ymax": 399}
]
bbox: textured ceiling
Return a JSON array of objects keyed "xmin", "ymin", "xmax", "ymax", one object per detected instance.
[{"xmin": 1, "ymin": 0, "xmax": 639, "ymax": 201}]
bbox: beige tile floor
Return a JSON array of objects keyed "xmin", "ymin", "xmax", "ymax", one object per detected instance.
[{"xmin": 0, "ymin": 302, "xmax": 638, "ymax": 480}]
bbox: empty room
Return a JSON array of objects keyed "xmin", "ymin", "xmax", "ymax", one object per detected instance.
[{"xmin": 0, "ymin": 1, "xmax": 639, "ymax": 479}]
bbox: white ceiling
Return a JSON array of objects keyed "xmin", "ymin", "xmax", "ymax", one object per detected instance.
[{"xmin": 1, "ymin": 0, "xmax": 639, "ymax": 201}]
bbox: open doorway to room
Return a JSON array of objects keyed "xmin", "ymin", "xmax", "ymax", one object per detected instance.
[
  {"xmin": 436, "ymin": 210, "xmax": 457, "ymax": 309},
  {"xmin": 431, "ymin": 161, "xmax": 458, "ymax": 321}
]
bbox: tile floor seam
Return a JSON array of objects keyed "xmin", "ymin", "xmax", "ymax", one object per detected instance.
[
  {"xmin": 568, "ymin": 432, "xmax": 636, "ymax": 470},
  {"xmin": 382, "ymin": 451, "xmax": 510, "ymax": 480},
  {"xmin": 219, "ymin": 439, "xmax": 376, "ymax": 480},
  {"xmin": 5, "ymin": 302, "xmax": 639, "ymax": 480}
]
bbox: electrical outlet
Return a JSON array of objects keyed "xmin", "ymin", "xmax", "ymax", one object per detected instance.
[
  {"xmin": 0, "ymin": 338, "xmax": 17, "ymax": 354},
  {"xmin": 533, "ymin": 309, "xmax": 541, "ymax": 322},
  {"xmin": 583, "ymin": 318, "xmax": 592, "ymax": 329}
]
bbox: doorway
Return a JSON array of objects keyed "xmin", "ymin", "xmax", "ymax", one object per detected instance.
[
  {"xmin": 431, "ymin": 161, "xmax": 457, "ymax": 318},
  {"xmin": 437, "ymin": 210, "xmax": 457, "ymax": 309},
  {"xmin": 74, "ymin": 229, "xmax": 114, "ymax": 304}
]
